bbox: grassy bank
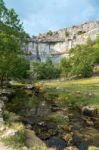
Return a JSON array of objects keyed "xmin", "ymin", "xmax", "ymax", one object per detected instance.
[{"xmin": 38, "ymin": 76, "xmax": 99, "ymax": 108}]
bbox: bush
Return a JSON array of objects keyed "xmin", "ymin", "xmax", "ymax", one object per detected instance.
[{"xmin": 30, "ymin": 59, "xmax": 60, "ymax": 80}]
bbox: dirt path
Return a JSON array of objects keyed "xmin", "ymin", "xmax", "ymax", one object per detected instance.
[{"xmin": 0, "ymin": 143, "xmax": 14, "ymax": 150}]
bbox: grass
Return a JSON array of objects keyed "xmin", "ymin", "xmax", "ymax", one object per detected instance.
[
  {"xmin": 0, "ymin": 123, "xmax": 26, "ymax": 150},
  {"xmin": 88, "ymin": 146, "xmax": 99, "ymax": 150},
  {"xmin": 38, "ymin": 76, "xmax": 99, "ymax": 108},
  {"xmin": 47, "ymin": 113, "xmax": 67, "ymax": 125}
]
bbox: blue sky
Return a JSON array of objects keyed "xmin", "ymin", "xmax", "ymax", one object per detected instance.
[{"xmin": 4, "ymin": 0, "xmax": 99, "ymax": 36}]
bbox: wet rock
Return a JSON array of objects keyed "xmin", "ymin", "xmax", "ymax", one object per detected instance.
[
  {"xmin": 0, "ymin": 96, "xmax": 9, "ymax": 102},
  {"xmin": 72, "ymin": 131, "xmax": 90, "ymax": 150},
  {"xmin": 62, "ymin": 125, "xmax": 70, "ymax": 132},
  {"xmin": 0, "ymin": 89, "xmax": 15, "ymax": 98},
  {"xmin": 81, "ymin": 106, "xmax": 98, "ymax": 117},
  {"xmin": 63, "ymin": 133, "xmax": 73, "ymax": 145},
  {"xmin": 45, "ymin": 136, "xmax": 67, "ymax": 150},
  {"xmin": 37, "ymin": 121, "xmax": 46, "ymax": 127},
  {"xmin": 84, "ymin": 117, "xmax": 94, "ymax": 126},
  {"xmin": 39, "ymin": 131, "xmax": 54, "ymax": 140},
  {"xmin": 36, "ymin": 102, "xmax": 51, "ymax": 116},
  {"xmin": 20, "ymin": 101, "xmax": 51, "ymax": 118},
  {"xmin": 46, "ymin": 122, "xmax": 57, "ymax": 130},
  {"xmin": 94, "ymin": 120, "xmax": 99, "ymax": 129},
  {"xmin": 78, "ymin": 141, "xmax": 88, "ymax": 150}
]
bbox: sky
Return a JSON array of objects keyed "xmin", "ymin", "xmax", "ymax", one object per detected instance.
[{"xmin": 4, "ymin": 0, "xmax": 99, "ymax": 36}]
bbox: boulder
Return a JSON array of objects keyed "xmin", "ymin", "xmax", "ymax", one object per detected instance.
[
  {"xmin": 25, "ymin": 129, "xmax": 46, "ymax": 147},
  {"xmin": 81, "ymin": 106, "xmax": 98, "ymax": 117},
  {"xmin": 45, "ymin": 136, "xmax": 67, "ymax": 150}
]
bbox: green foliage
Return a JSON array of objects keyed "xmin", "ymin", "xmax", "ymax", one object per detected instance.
[
  {"xmin": 3, "ymin": 128, "xmax": 25, "ymax": 149},
  {"xmin": 30, "ymin": 59, "xmax": 60, "ymax": 80},
  {"xmin": 0, "ymin": 32, "xmax": 29, "ymax": 85},
  {"xmin": 93, "ymin": 36, "xmax": 99, "ymax": 63},
  {"xmin": 77, "ymin": 30, "xmax": 86, "ymax": 35},
  {"xmin": 69, "ymin": 43, "xmax": 95, "ymax": 78},
  {"xmin": 60, "ymin": 58, "xmax": 71, "ymax": 77},
  {"xmin": 0, "ymin": 0, "xmax": 29, "ymax": 85},
  {"xmin": 59, "ymin": 37, "xmax": 99, "ymax": 78},
  {"xmin": 48, "ymin": 113, "xmax": 66, "ymax": 125},
  {"xmin": 65, "ymin": 30, "xmax": 69, "ymax": 37},
  {"xmin": 47, "ymin": 30, "xmax": 53, "ymax": 36}
]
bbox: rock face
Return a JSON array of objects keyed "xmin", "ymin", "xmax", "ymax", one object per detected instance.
[{"xmin": 24, "ymin": 21, "xmax": 99, "ymax": 62}]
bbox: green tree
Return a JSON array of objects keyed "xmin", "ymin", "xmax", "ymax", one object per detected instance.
[
  {"xmin": 0, "ymin": 0, "xmax": 29, "ymax": 86},
  {"xmin": 0, "ymin": 32, "xmax": 29, "ymax": 86},
  {"xmin": 60, "ymin": 58, "xmax": 71, "ymax": 77},
  {"xmin": 70, "ymin": 44, "xmax": 94, "ymax": 78},
  {"xmin": 30, "ymin": 59, "xmax": 60, "ymax": 80},
  {"xmin": 93, "ymin": 36, "xmax": 99, "ymax": 63}
]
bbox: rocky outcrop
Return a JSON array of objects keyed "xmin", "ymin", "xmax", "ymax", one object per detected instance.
[{"xmin": 24, "ymin": 21, "xmax": 99, "ymax": 62}]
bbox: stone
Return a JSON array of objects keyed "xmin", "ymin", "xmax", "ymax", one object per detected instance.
[
  {"xmin": 46, "ymin": 122, "xmax": 57, "ymax": 130},
  {"xmin": 0, "ymin": 96, "xmax": 9, "ymax": 102},
  {"xmin": 94, "ymin": 120, "xmax": 99, "ymax": 129},
  {"xmin": 84, "ymin": 117, "xmax": 94, "ymax": 126},
  {"xmin": 45, "ymin": 136, "xmax": 67, "ymax": 150},
  {"xmin": 81, "ymin": 106, "xmax": 98, "ymax": 117},
  {"xmin": 25, "ymin": 124, "xmax": 32, "ymax": 129},
  {"xmin": 63, "ymin": 133, "xmax": 73, "ymax": 145},
  {"xmin": 25, "ymin": 84, "xmax": 34, "ymax": 90},
  {"xmin": 64, "ymin": 146, "xmax": 79, "ymax": 150},
  {"xmin": 1, "ymin": 129, "xmax": 17, "ymax": 138},
  {"xmin": 25, "ymin": 129, "xmax": 46, "ymax": 147}
]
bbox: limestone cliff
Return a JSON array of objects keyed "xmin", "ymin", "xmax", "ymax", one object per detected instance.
[{"xmin": 24, "ymin": 21, "xmax": 99, "ymax": 62}]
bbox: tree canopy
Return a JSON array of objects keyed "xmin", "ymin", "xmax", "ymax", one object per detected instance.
[{"xmin": 0, "ymin": 0, "xmax": 29, "ymax": 86}]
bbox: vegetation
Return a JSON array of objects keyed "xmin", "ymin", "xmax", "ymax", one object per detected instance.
[
  {"xmin": 60, "ymin": 37, "xmax": 99, "ymax": 78},
  {"xmin": 65, "ymin": 30, "xmax": 69, "ymax": 37},
  {"xmin": 0, "ymin": 1, "xmax": 99, "ymax": 150},
  {"xmin": 77, "ymin": 30, "xmax": 86, "ymax": 35},
  {"xmin": 88, "ymin": 146, "xmax": 99, "ymax": 150},
  {"xmin": 40, "ymin": 76, "xmax": 99, "ymax": 108},
  {"xmin": 60, "ymin": 57, "xmax": 71, "ymax": 77},
  {"xmin": 30, "ymin": 59, "xmax": 60, "ymax": 80},
  {"xmin": 47, "ymin": 30, "xmax": 53, "ymax": 36},
  {"xmin": 0, "ymin": 0, "xmax": 29, "ymax": 86},
  {"xmin": 29, "ymin": 37, "xmax": 99, "ymax": 80},
  {"xmin": 0, "ymin": 123, "xmax": 26, "ymax": 149}
]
